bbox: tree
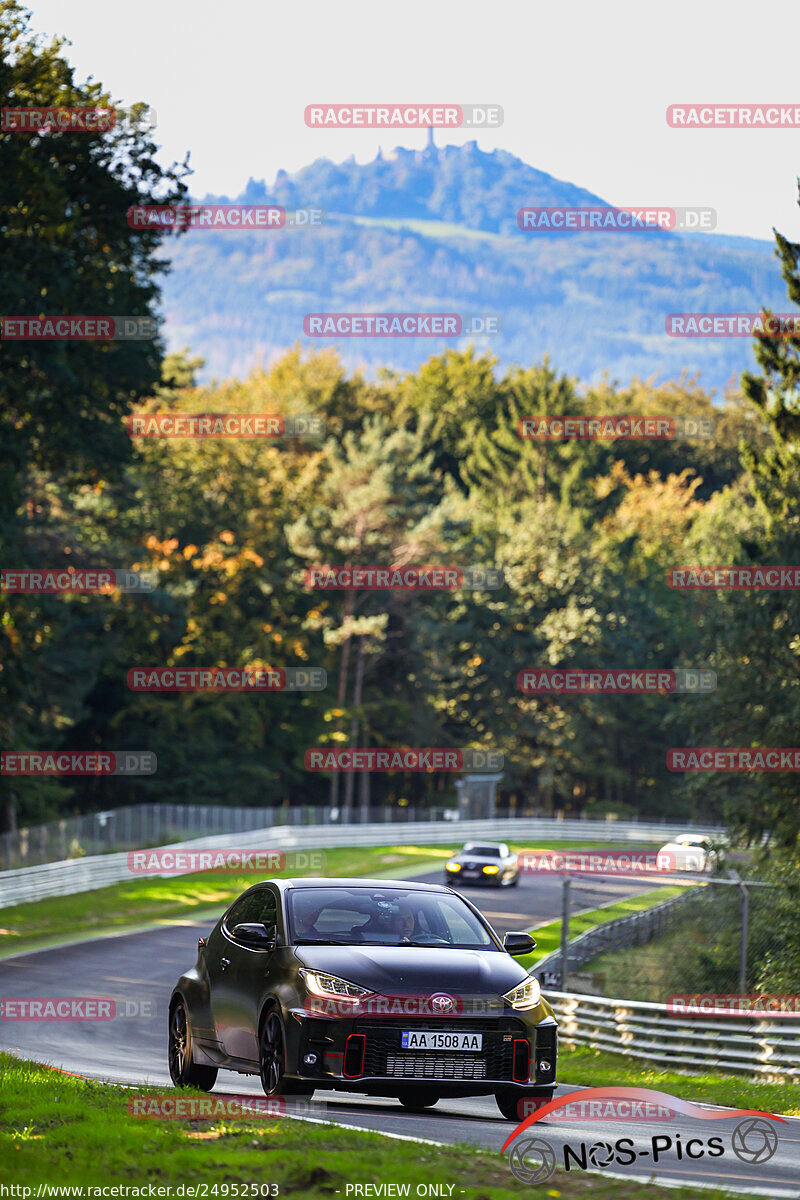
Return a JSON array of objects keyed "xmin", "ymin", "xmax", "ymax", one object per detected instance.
[
  {"xmin": 0, "ymin": 0, "xmax": 188, "ymax": 830},
  {"xmin": 286, "ymin": 416, "xmax": 449, "ymax": 817},
  {"xmin": 690, "ymin": 183, "xmax": 800, "ymax": 847}
]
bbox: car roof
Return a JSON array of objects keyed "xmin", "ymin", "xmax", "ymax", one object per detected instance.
[{"xmin": 265, "ymin": 877, "xmax": 452, "ymax": 893}]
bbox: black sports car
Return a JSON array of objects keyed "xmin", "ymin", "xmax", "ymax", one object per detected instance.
[
  {"xmin": 169, "ymin": 877, "xmax": 557, "ymax": 1120},
  {"xmin": 444, "ymin": 842, "xmax": 520, "ymax": 887}
]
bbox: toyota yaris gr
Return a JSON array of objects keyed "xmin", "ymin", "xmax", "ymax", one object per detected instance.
[{"xmin": 169, "ymin": 878, "xmax": 558, "ymax": 1120}]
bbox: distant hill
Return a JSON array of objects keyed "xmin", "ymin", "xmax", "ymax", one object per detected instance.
[{"xmin": 160, "ymin": 142, "xmax": 785, "ymax": 392}]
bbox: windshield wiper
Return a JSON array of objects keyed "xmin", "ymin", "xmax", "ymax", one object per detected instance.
[
  {"xmin": 293, "ymin": 938, "xmax": 353, "ymax": 945},
  {"xmin": 402, "ymin": 939, "xmax": 449, "ymax": 947}
]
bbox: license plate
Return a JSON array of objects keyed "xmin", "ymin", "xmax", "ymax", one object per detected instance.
[{"xmin": 400, "ymin": 1030, "xmax": 483, "ymax": 1051}]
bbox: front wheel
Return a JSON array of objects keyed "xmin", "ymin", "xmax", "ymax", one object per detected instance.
[
  {"xmin": 397, "ymin": 1090, "xmax": 440, "ymax": 1111},
  {"xmin": 168, "ymin": 999, "xmax": 218, "ymax": 1090},
  {"xmin": 259, "ymin": 1010, "xmax": 315, "ymax": 1097},
  {"xmin": 495, "ymin": 1088, "xmax": 554, "ymax": 1122}
]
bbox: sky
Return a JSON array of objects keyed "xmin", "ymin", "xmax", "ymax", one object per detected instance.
[{"xmin": 26, "ymin": 0, "xmax": 800, "ymax": 244}]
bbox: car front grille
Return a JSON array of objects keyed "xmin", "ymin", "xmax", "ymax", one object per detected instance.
[
  {"xmin": 385, "ymin": 1053, "xmax": 486, "ymax": 1079},
  {"xmin": 353, "ymin": 1018, "xmax": 523, "ymax": 1081}
]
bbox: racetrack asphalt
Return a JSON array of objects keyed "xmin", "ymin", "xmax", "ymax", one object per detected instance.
[{"xmin": 1, "ymin": 865, "xmax": 797, "ymax": 1197}]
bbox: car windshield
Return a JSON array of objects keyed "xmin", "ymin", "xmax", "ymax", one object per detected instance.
[
  {"xmin": 463, "ymin": 845, "xmax": 502, "ymax": 857},
  {"xmin": 286, "ymin": 887, "xmax": 497, "ymax": 949}
]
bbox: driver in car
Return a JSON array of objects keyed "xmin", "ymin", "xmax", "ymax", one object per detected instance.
[
  {"xmin": 392, "ymin": 905, "xmax": 416, "ymax": 942},
  {"xmin": 293, "ymin": 900, "xmax": 324, "ymax": 940}
]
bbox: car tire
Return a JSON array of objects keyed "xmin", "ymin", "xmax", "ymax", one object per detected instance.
[
  {"xmin": 397, "ymin": 1090, "xmax": 440, "ymax": 1111},
  {"xmin": 259, "ymin": 1009, "xmax": 315, "ymax": 1097},
  {"xmin": 168, "ymin": 998, "xmax": 218, "ymax": 1091},
  {"xmin": 495, "ymin": 1088, "xmax": 554, "ymax": 1122}
]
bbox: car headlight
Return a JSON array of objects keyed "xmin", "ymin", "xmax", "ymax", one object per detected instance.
[
  {"xmin": 482, "ymin": 864, "xmax": 499, "ymax": 874},
  {"xmin": 502, "ymin": 976, "xmax": 541, "ymax": 1010},
  {"xmin": 446, "ymin": 861, "xmax": 461, "ymax": 872},
  {"xmin": 299, "ymin": 970, "xmax": 373, "ymax": 1000}
]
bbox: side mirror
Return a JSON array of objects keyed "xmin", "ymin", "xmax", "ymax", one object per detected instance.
[
  {"xmin": 232, "ymin": 922, "xmax": 277, "ymax": 949},
  {"xmin": 198, "ymin": 936, "xmax": 207, "ymax": 951},
  {"xmin": 503, "ymin": 931, "xmax": 536, "ymax": 956}
]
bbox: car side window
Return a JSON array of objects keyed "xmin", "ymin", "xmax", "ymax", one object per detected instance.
[{"xmin": 224, "ymin": 889, "xmax": 277, "ymax": 935}]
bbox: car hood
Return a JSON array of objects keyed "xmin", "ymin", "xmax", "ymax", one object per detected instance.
[
  {"xmin": 293, "ymin": 944, "xmax": 528, "ymax": 995},
  {"xmin": 454, "ymin": 855, "xmax": 505, "ymax": 865}
]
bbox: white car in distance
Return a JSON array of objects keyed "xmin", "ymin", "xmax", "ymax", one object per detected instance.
[{"xmin": 658, "ymin": 833, "xmax": 720, "ymax": 873}]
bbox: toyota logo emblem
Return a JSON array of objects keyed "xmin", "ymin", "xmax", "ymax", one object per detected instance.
[{"xmin": 430, "ymin": 993, "xmax": 455, "ymax": 1012}]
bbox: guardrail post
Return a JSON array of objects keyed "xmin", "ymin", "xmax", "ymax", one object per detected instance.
[
  {"xmin": 728, "ymin": 870, "xmax": 750, "ymax": 993},
  {"xmin": 560, "ymin": 876, "xmax": 571, "ymax": 991}
]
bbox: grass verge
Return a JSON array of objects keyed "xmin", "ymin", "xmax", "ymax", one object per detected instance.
[
  {"xmin": 585, "ymin": 924, "xmax": 727, "ymax": 1004},
  {"xmin": 0, "ymin": 845, "xmax": 446, "ymax": 958},
  {"xmin": 0, "ymin": 840, "xmax": 642, "ymax": 960},
  {"xmin": 517, "ymin": 886, "xmax": 688, "ymax": 971},
  {"xmin": 558, "ymin": 1045, "xmax": 800, "ymax": 1116},
  {"xmin": 0, "ymin": 1052, "xmax": 754, "ymax": 1197}
]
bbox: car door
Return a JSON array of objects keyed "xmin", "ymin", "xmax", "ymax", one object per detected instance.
[{"xmin": 209, "ymin": 887, "xmax": 280, "ymax": 1063}]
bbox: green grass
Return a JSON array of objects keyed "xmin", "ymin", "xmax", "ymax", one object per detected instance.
[
  {"xmin": 0, "ymin": 844, "xmax": 447, "ymax": 958},
  {"xmin": 585, "ymin": 923, "xmax": 739, "ymax": 1004},
  {"xmin": 517, "ymin": 886, "xmax": 688, "ymax": 972},
  {"xmin": 558, "ymin": 1045, "xmax": 800, "ymax": 1116},
  {"xmin": 0, "ymin": 840, "xmax": 645, "ymax": 960},
  {"xmin": 0, "ymin": 1052, "xmax": 754, "ymax": 1197}
]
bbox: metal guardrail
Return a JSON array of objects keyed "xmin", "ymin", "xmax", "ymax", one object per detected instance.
[
  {"xmin": 547, "ymin": 990, "xmax": 800, "ymax": 1080},
  {"xmin": 0, "ymin": 802, "xmax": 724, "ymax": 871},
  {"xmin": 0, "ymin": 817, "xmax": 724, "ymax": 909},
  {"xmin": 0, "ymin": 802, "xmax": 464, "ymax": 870},
  {"xmin": 532, "ymin": 888, "xmax": 702, "ymax": 988}
]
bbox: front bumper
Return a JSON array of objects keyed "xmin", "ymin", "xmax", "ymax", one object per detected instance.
[{"xmin": 284, "ymin": 1010, "xmax": 558, "ymax": 1096}]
